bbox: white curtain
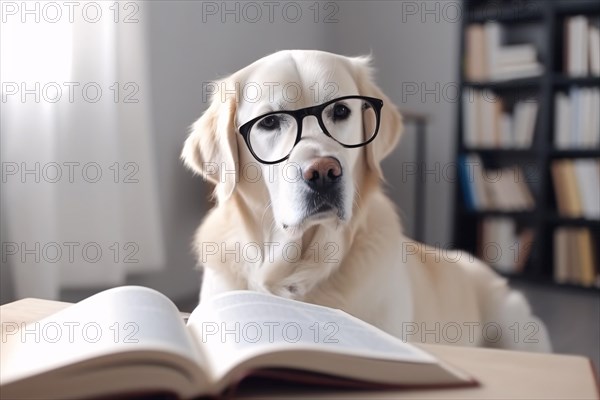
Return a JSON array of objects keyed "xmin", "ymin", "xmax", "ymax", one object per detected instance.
[{"xmin": 1, "ymin": 1, "xmax": 164, "ymax": 299}]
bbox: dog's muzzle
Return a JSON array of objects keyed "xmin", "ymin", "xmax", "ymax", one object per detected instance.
[{"xmin": 301, "ymin": 157, "xmax": 344, "ymax": 218}]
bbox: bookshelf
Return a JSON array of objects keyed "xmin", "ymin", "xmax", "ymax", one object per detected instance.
[{"xmin": 454, "ymin": 0, "xmax": 600, "ymax": 291}]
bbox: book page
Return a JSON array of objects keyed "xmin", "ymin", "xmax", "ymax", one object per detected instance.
[
  {"xmin": 1, "ymin": 286, "xmax": 206, "ymax": 385},
  {"xmin": 187, "ymin": 291, "xmax": 435, "ymax": 380}
]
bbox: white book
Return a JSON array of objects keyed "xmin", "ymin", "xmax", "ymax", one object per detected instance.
[
  {"xmin": 484, "ymin": 21, "xmax": 503, "ymax": 79},
  {"xmin": 570, "ymin": 88, "xmax": 582, "ymax": 147},
  {"xmin": 574, "ymin": 160, "xmax": 600, "ymax": 220},
  {"xmin": 496, "ymin": 44, "xmax": 537, "ymax": 66},
  {"xmin": 592, "ymin": 89, "xmax": 600, "ymax": 147},
  {"xmin": 587, "ymin": 88, "xmax": 600, "ymax": 147},
  {"xmin": 554, "ymin": 229, "xmax": 569, "ymax": 283},
  {"xmin": 567, "ymin": 17, "xmax": 577, "ymax": 76},
  {"xmin": 500, "ymin": 112, "xmax": 513, "ymax": 148},
  {"xmin": 480, "ymin": 89, "xmax": 497, "ymax": 148},
  {"xmin": 463, "ymin": 90, "xmax": 479, "ymax": 148},
  {"xmin": 568, "ymin": 16, "xmax": 589, "ymax": 76},
  {"xmin": 581, "ymin": 88, "xmax": 594, "ymax": 146},
  {"xmin": 589, "ymin": 25, "xmax": 600, "ymax": 76},
  {"xmin": 512, "ymin": 101, "xmax": 538, "ymax": 148},
  {"xmin": 522, "ymin": 101, "xmax": 538, "ymax": 148},
  {"xmin": 567, "ymin": 18, "xmax": 577, "ymax": 75},
  {"xmin": 554, "ymin": 92, "xmax": 571, "ymax": 149},
  {"xmin": 476, "ymin": 91, "xmax": 486, "ymax": 147},
  {"xmin": 579, "ymin": 17, "xmax": 590, "ymax": 76},
  {"xmin": 513, "ymin": 102, "xmax": 527, "ymax": 148},
  {"xmin": 0, "ymin": 287, "xmax": 475, "ymax": 399},
  {"xmin": 489, "ymin": 62, "xmax": 543, "ymax": 81}
]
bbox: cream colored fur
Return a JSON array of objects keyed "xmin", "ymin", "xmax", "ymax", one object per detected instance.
[{"xmin": 182, "ymin": 50, "xmax": 551, "ymax": 351}]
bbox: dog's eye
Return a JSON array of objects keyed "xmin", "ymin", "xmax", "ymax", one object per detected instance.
[
  {"xmin": 257, "ymin": 115, "xmax": 281, "ymax": 131},
  {"xmin": 332, "ymin": 104, "xmax": 351, "ymax": 121}
]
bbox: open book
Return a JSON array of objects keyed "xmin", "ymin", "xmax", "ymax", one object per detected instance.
[{"xmin": 0, "ymin": 286, "xmax": 476, "ymax": 399}]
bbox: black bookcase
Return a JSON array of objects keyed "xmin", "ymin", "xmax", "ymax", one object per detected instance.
[{"xmin": 453, "ymin": 0, "xmax": 600, "ymax": 290}]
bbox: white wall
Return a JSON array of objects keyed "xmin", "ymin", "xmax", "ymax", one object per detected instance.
[{"xmin": 0, "ymin": 1, "xmax": 460, "ymax": 304}]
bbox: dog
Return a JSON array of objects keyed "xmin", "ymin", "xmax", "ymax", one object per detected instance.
[{"xmin": 182, "ymin": 50, "xmax": 551, "ymax": 352}]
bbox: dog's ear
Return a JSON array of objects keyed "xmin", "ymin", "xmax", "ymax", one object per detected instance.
[
  {"xmin": 181, "ymin": 78, "xmax": 239, "ymax": 202},
  {"xmin": 352, "ymin": 56, "xmax": 403, "ymax": 177}
]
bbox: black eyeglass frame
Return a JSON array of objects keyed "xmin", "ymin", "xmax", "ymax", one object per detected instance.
[{"xmin": 237, "ymin": 95, "xmax": 384, "ymax": 164}]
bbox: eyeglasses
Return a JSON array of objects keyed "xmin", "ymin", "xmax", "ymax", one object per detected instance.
[{"xmin": 237, "ymin": 95, "xmax": 384, "ymax": 164}]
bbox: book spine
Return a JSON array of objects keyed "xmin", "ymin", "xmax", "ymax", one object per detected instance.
[{"xmin": 458, "ymin": 155, "xmax": 477, "ymax": 211}]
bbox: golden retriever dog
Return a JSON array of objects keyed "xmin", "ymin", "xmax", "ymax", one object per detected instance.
[{"xmin": 182, "ymin": 50, "xmax": 551, "ymax": 352}]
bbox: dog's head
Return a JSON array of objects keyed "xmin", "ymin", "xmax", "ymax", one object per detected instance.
[{"xmin": 182, "ymin": 50, "xmax": 402, "ymax": 238}]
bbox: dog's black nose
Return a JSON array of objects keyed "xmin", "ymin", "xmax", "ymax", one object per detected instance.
[{"xmin": 302, "ymin": 157, "xmax": 342, "ymax": 193}]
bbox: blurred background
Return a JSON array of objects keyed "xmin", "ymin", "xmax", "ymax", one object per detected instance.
[{"xmin": 1, "ymin": 0, "xmax": 598, "ymax": 367}]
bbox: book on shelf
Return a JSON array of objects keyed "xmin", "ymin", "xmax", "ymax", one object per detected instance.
[
  {"xmin": 459, "ymin": 154, "xmax": 535, "ymax": 212},
  {"xmin": 554, "ymin": 88, "xmax": 600, "ymax": 149},
  {"xmin": 551, "ymin": 159, "xmax": 600, "ymax": 220},
  {"xmin": 478, "ymin": 217, "xmax": 534, "ymax": 274},
  {"xmin": 465, "ymin": 21, "xmax": 543, "ymax": 82},
  {"xmin": 465, "ymin": 24, "xmax": 487, "ymax": 81},
  {"xmin": 554, "ymin": 228, "xmax": 598, "ymax": 287},
  {"xmin": 463, "ymin": 90, "xmax": 538, "ymax": 149},
  {"xmin": 565, "ymin": 15, "xmax": 600, "ymax": 77},
  {"xmin": 0, "ymin": 286, "xmax": 476, "ymax": 399}
]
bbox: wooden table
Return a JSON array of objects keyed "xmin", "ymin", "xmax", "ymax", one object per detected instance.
[{"xmin": 1, "ymin": 298, "xmax": 598, "ymax": 399}]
